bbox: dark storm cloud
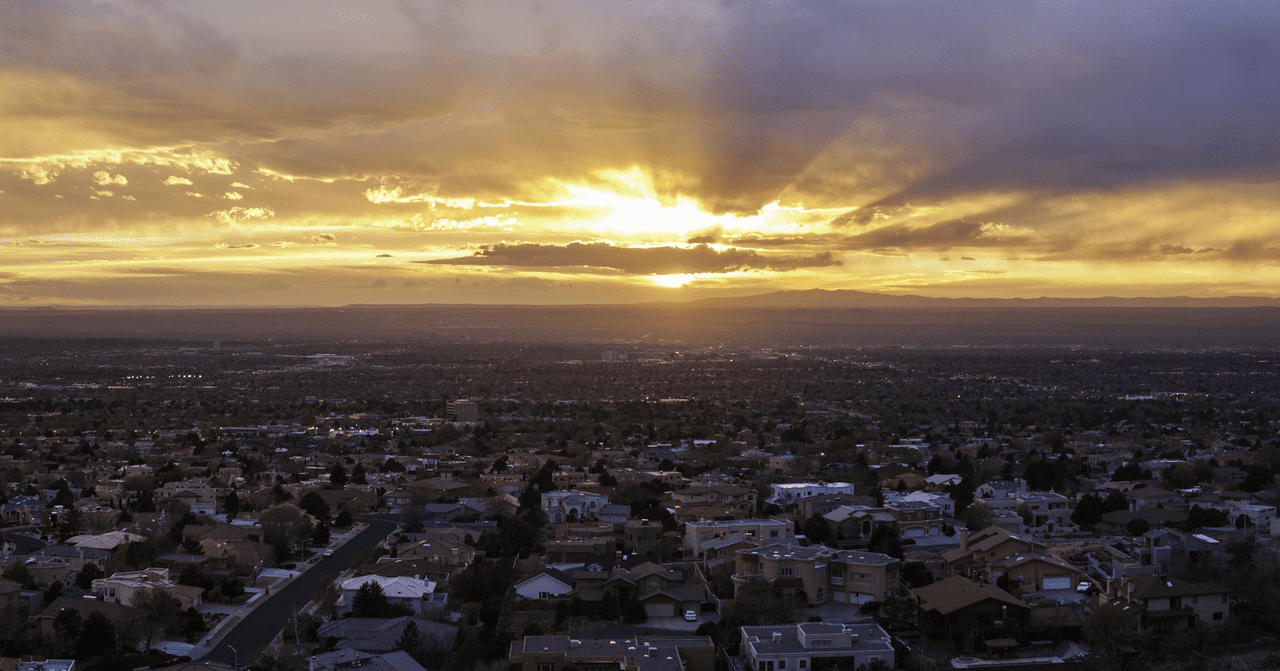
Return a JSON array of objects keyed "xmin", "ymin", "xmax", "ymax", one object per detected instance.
[{"xmin": 419, "ymin": 242, "xmax": 841, "ymax": 274}]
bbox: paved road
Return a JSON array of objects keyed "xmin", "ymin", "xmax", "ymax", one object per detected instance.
[
  {"xmin": 1, "ymin": 528, "xmax": 49, "ymax": 555},
  {"xmin": 197, "ymin": 517, "xmax": 399, "ymax": 666}
]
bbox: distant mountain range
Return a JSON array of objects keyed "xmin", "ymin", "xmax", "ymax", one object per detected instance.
[{"xmin": 676, "ymin": 289, "xmax": 1280, "ymax": 309}]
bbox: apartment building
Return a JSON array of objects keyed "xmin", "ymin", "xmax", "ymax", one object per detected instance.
[{"xmin": 732, "ymin": 543, "xmax": 899, "ymax": 605}]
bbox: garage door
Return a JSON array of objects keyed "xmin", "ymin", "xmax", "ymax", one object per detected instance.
[
  {"xmin": 1043, "ymin": 577, "xmax": 1072, "ymax": 590},
  {"xmin": 645, "ymin": 602, "xmax": 676, "ymax": 618},
  {"xmin": 850, "ymin": 593, "xmax": 873, "ymax": 604},
  {"xmin": 905, "ymin": 527, "xmax": 924, "ymax": 537}
]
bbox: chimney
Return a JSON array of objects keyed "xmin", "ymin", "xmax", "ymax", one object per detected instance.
[
  {"xmin": 959, "ymin": 527, "xmax": 968, "ymax": 551},
  {"xmin": 772, "ymin": 632, "xmax": 782, "ymax": 643}
]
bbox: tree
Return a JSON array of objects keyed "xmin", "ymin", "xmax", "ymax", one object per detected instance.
[
  {"xmin": 75, "ymin": 563, "xmax": 103, "ymax": 590},
  {"xmin": 335, "ymin": 509, "xmax": 353, "ymax": 527},
  {"xmin": 224, "ymin": 490, "xmax": 241, "ymax": 520},
  {"xmin": 901, "ymin": 562, "xmax": 935, "ymax": 589},
  {"xmin": 801, "ymin": 513, "xmax": 834, "ymax": 547},
  {"xmin": 78, "ymin": 610, "xmax": 118, "ymax": 657},
  {"xmin": 867, "ymin": 526, "xmax": 903, "ymax": 560},
  {"xmin": 1125, "ymin": 518, "xmax": 1150, "ymax": 536},
  {"xmin": 722, "ymin": 579, "xmax": 794, "ymax": 627},
  {"xmin": 2, "ymin": 559, "xmax": 30, "ymax": 587},
  {"xmin": 597, "ymin": 592, "xmax": 620, "ymax": 620},
  {"xmin": 312, "ymin": 574, "xmax": 341, "ymax": 618},
  {"xmin": 259, "ymin": 502, "xmax": 313, "ymax": 562},
  {"xmin": 1071, "ymin": 493, "xmax": 1106, "ymax": 528},
  {"xmin": 131, "ymin": 589, "xmax": 183, "ymax": 651},
  {"xmin": 352, "ymin": 580, "xmax": 389, "ymax": 618},
  {"xmin": 220, "ymin": 577, "xmax": 246, "ymax": 600},
  {"xmin": 962, "ymin": 501, "xmax": 995, "ymax": 531},
  {"xmin": 299, "ymin": 491, "xmax": 332, "ymax": 524},
  {"xmin": 45, "ymin": 580, "xmax": 63, "ymax": 603},
  {"xmin": 396, "ymin": 620, "xmax": 424, "ymax": 655},
  {"xmin": 329, "ymin": 462, "xmax": 348, "ymax": 489},
  {"xmin": 312, "ymin": 522, "xmax": 331, "ymax": 547},
  {"xmin": 52, "ymin": 607, "xmax": 83, "ymax": 658},
  {"xmin": 351, "ymin": 463, "xmax": 368, "ymax": 485}
]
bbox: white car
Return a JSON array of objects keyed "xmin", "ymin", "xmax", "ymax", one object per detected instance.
[
  {"xmin": 1076, "ymin": 582, "xmax": 1091, "ymax": 592},
  {"xmin": 684, "ymin": 610, "xmax": 698, "ymax": 622},
  {"xmin": 323, "ymin": 549, "xmax": 333, "ymax": 557}
]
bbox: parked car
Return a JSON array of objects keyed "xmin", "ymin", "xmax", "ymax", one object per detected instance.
[{"xmin": 684, "ymin": 610, "xmax": 698, "ymax": 622}]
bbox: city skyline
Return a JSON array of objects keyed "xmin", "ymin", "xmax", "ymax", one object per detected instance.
[{"xmin": 3, "ymin": 0, "xmax": 1280, "ymax": 306}]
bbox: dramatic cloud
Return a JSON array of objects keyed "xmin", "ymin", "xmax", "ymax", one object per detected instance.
[
  {"xmin": 1, "ymin": 0, "xmax": 1279, "ymax": 304},
  {"xmin": 422, "ymin": 242, "xmax": 841, "ymax": 275}
]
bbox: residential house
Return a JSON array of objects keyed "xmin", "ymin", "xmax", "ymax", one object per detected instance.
[
  {"xmin": 542, "ymin": 491, "xmax": 609, "ymax": 524},
  {"xmin": 315, "ymin": 616, "xmax": 457, "ymax": 654},
  {"xmin": 621, "ymin": 519, "xmax": 665, "ymax": 556},
  {"xmin": 684, "ymin": 519, "xmax": 795, "ymax": 558},
  {"xmin": 912, "ymin": 575, "xmax": 1031, "ymax": 635},
  {"xmin": 92, "ymin": 567, "xmax": 204, "ymax": 609},
  {"xmin": 733, "ymin": 544, "xmax": 900, "ymax": 605},
  {"xmin": 307, "ymin": 649, "xmax": 428, "ymax": 671},
  {"xmin": 36, "ymin": 597, "xmax": 149, "ymax": 650},
  {"xmin": 508, "ymin": 635, "xmax": 715, "ymax": 671},
  {"xmin": 337, "ymin": 575, "xmax": 447, "ymax": 617},
  {"xmin": 942, "ymin": 527, "xmax": 1047, "ymax": 581},
  {"xmin": 767, "ymin": 483, "xmax": 856, "ymax": 507},
  {"xmin": 1108, "ymin": 576, "xmax": 1231, "ymax": 631},
  {"xmin": 739, "ymin": 622, "xmax": 895, "ymax": 671},
  {"xmin": 514, "ymin": 569, "xmax": 576, "ymax": 600},
  {"xmin": 987, "ymin": 553, "xmax": 1083, "ymax": 594},
  {"xmin": 665, "ymin": 485, "xmax": 758, "ymax": 516}
]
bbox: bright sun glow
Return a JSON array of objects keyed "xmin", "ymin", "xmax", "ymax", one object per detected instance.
[{"xmin": 651, "ymin": 274, "xmax": 697, "ymax": 288}]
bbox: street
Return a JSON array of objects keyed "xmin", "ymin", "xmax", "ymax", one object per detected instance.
[{"xmin": 195, "ymin": 517, "xmax": 399, "ymax": 666}]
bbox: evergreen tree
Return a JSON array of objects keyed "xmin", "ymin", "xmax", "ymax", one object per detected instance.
[
  {"xmin": 299, "ymin": 491, "xmax": 332, "ymax": 524},
  {"xmin": 224, "ymin": 490, "xmax": 241, "ymax": 520},
  {"xmin": 396, "ymin": 620, "xmax": 424, "ymax": 654},
  {"xmin": 329, "ymin": 462, "xmax": 348, "ymax": 488},
  {"xmin": 78, "ymin": 610, "xmax": 118, "ymax": 657},
  {"xmin": 352, "ymin": 580, "xmax": 389, "ymax": 618}
]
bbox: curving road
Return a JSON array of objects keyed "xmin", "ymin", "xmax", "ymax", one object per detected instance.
[
  {"xmin": 1, "ymin": 528, "xmax": 49, "ymax": 555},
  {"xmin": 197, "ymin": 517, "xmax": 399, "ymax": 666}
]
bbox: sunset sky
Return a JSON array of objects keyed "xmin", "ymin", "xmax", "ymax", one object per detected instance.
[{"xmin": 3, "ymin": 0, "xmax": 1280, "ymax": 306}]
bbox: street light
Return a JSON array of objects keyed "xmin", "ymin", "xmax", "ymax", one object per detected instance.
[
  {"xmin": 228, "ymin": 645, "xmax": 238, "ymax": 671},
  {"xmin": 300, "ymin": 538, "xmax": 308, "ymax": 562}
]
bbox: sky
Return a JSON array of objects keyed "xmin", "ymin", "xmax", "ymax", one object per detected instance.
[{"xmin": 3, "ymin": 0, "xmax": 1280, "ymax": 306}]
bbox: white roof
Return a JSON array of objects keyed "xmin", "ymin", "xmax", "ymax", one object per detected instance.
[{"xmin": 340, "ymin": 575, "xmax": 437, "ymax": 598}]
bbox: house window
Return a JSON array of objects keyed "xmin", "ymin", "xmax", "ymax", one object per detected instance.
[
  {"xmin": 815, "ymin": 565, "xmax": 826, "ymax": 578},
  {"xmin": 816, "ymin": 588, "xmax": 823, "ymax": 603},
  {"xmin": 539, "ymin": 592, "xmax": 551, "ymax": 599},
  {"xmin": 799, "ymin": 662, "xmax": 806, "ymax": 669},
  {"xmin": 539, "ymin": 664, "xmax": 556, "ymax": 671},
  {"xmin": 1213, "ymin": 612, "xmax": 1223, "ymax": 621},
  {"xmin": 781, "ymin": 568, "xmax": 794, "ymax": 577},
  {"xmin": 770, "ymin": 530, "xmax": 779, "ymax": 537},
  {"xmin": 759, "ymin": 662, "xmax": 774, "ymax": 671},
  {"xmin": 778, "ymin": 662, "xmax": 785, "ymax": 670}
]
